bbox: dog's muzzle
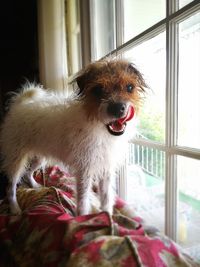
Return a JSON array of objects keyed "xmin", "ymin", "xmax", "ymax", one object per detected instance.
[{"xmin": 106, "ymin": 104, "xmax": 135, "ymax": 136}]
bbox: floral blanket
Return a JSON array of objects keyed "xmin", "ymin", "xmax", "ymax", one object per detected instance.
[{"xmin": 0, "ymin": 166, "xmax": 199, "ymax": 267}]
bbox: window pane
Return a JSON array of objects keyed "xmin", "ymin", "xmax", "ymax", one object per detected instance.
[
  {"xmin": 123, "ymin": 0, "xmax": 165, "ymax": 43},
  {"xmin": 124, "ymin": 32, "xmax": 166, "ymax": 143},
  {"xmin": 177, "ymin": 156, "xmax": 200, "ymax": 261},
  {"xmin": 179, "ymin": 0, "xmax": 193, "ymax": 9},
  {"xmin": 126, "ymin": 144, "xmax": 165, "ymax": 232},
  {"xmin": 178, "ymin": 12, "xmax": 200, "ymax": 149},
  {"xmin": 90, "ymin": 0, "xmax": 116, "ymax": 60}
]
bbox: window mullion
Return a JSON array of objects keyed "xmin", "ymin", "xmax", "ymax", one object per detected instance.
[
  {"xmin": 79, "ymin": 0, "xmax": 91, "ymax": 67},
  {"xmin": 165, "ymin": 0, "xmax": 178, "ymax": 241},
  {"xmin": 115, "ymin": 0, "xmax": 124, "ymax": 53},
  {"xmin": 115, "ymin": 0, "xmax": 127, "ymax": 199}
]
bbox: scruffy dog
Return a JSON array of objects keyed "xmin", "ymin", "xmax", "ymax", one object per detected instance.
[{"xmin": 0, "ymin": 59, "xmax": 147, "ymax": 215}]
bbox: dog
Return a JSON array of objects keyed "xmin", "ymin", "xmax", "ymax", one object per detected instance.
[{"xmin": 0, "ymin": 59, "xmax": 147, "ymax": 215}]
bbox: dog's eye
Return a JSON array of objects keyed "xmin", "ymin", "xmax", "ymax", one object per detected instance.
[
  {"xmin": 126, "ymin": 84, "xmax": 134, "ymax": 93},
  {"xmin": 93, "ymin": 86, "xmax": 104, "ymax": 99}
]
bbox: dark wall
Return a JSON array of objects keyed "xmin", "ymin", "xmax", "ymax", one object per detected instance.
[{"xmin": 0, "ymin": 0, "xmax": 39, "ymax": 121}]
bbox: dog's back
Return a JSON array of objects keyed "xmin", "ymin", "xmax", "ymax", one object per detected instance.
[
  {"xmin": 0, "ymin": 83, "xmax": 118, "ymax": 174},
  {"xmin": 0, "ymin": 84, "xmax": 117, "ymax": 214}
]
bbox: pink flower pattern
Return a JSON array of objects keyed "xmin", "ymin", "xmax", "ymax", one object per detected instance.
[{"xmin": 0, "ymin": 166, "xmax": 199, "ymax": 267}]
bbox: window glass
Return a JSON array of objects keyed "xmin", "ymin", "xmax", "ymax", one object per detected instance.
[
  {"xmin": 90, "ymin": 0, "xmax": 116, "ymax": 60},
  {"xmin": 177, "ymin": 156, "xmax": 200, "ymax": 261},
  {"xmin": 87, "ymin": 0, "xmax": 200, "ymax": 250},
  {"xmin": 124, "ymin": 32, "xmax": 166, "ymax": 143},
  {"xmin": 178, "ymin": 12, "xmax": 200, "ymax": 149},
  {"xmin": 126, "ymin": 144, "xmax": 165, "ymax": 232},
  {"xmin": 179, "ymin": 0, "xmax": 194, "ymax": 9},
  {"xmin": 123, "ymin": 0, "xmax": 166, "ymax": 43}
]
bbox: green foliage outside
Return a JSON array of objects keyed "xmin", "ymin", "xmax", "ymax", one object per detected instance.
[{"xmin": 138, "ymin": 104, "xmax": 165, "ymax": 143}]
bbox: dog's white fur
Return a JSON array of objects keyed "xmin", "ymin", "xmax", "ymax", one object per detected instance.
[{"xmin": 0, "ymin": 84, "xmax": 131, "ymax": 215}]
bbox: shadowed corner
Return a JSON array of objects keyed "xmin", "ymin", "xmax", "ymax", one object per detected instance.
[{"xmin": 0, "ymin": 171, "xmax": 8, "ymax": 201}]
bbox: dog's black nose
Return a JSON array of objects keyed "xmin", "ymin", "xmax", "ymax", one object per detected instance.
[{"xmin": 107, "ymin": 102, "xmax": 126, "ymax": 118}]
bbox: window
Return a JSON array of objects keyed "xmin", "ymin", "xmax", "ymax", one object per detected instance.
[
  {"xmin": 123, "ymin": 0, "xmax": 165, "ymax": 42},
  {"xmin": 75, "ymin": 0, "xmax": 200, "ymax": 260},
  {"xmin": 66, "ymin": 0, "xmax": 82, "ymax": 75},
  {"xmin": 178, "ymin": 12, "xmax": 200, "ymax": 149},
  {"xmin": 177, "ymin": 156, "xmax": 200, "ymax": 257},
  {"xmin": 124, "ymin": 32, "xmax": 166, "ymax": 143},
  {"xmin": 90, "ymin": 0, "xmax": 116, "ymax": 59}
]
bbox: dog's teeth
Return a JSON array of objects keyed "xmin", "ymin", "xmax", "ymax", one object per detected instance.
[
  {"xmin": 109, "ymin": 124, "xmax": 124, "ymax": 132},
  {"xmin": 106, "ymin": 122, "xmax": 126, "ymax": 136}
]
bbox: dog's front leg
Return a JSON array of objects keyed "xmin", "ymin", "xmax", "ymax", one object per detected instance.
[
  {"xmin": 99, "ymin": 173, "xmax": 114, "ymax": 215},
  {"xmin": 8, "ymin": 180, "xmax": 21, "ymax": 215},
  {"xmin": 76, "ymin": 171, "xmax": 92, "ymax": 216}
]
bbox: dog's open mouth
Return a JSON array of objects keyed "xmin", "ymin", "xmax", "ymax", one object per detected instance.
[{"xmin": 106, "ymin": 106, "xmax": 135, "ymax": 136}]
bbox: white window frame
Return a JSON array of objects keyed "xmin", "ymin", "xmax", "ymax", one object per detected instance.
[
  {"xmin": 37, "ymin": 0, "xmax": 68, "ymax": 91},
  {"xmin": 80, "ymin": 0, "xmax": 200, "ymax": 242}
]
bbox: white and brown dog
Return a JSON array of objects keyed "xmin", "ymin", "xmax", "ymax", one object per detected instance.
[{"xmin": 0, "ymin": 59, "xmax": 147, "ymax": 215}]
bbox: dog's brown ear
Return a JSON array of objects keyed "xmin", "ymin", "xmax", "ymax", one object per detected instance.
[
  {"xmin": 72, "ymin": 68, "xmax": 92, "ymax": 96},
  {"xmin": 76, "ymin": 73, "xmax": 87, "ymax": 95},
  {"xmin": 127, "ymin": 63, "xmax": 148, "ymax": 92},
  {"xmin": 73, "ymin": 63, "xmax": 99, "ymax": 96}
]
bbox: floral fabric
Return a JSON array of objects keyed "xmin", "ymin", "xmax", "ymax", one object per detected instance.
[{"xmin": 0, "ymin": 166, "xmax": 199, "ymax": 267}]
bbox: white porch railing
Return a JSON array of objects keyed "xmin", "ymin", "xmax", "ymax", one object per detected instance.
[{"xmin": 128, "ymin": 143, "xmax": 165, "ymax": 180}]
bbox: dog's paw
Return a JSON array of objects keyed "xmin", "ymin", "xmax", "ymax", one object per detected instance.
[
  {"xmin": 10, "ymin": 203, "xmax": 22, "ymax": 215},
  {"xmin": 77, "ymin": 207, "xmax": 89, "ymax": 216},
  {"xmin": 31, "ymin": 179, "xmax": 42, "ymax": 189},
  {"xmin": 77, "ymin": 203, "xmax": 91, "ymax": 216},
  {"xmin": 101, "ymin": 204, "xmax": 114, "ymax": 215}
]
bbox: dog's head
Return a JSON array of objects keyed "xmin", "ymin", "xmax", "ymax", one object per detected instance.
[{"xmin": 73, "ymin": 59, "xmax": 148, "ymax": 136}]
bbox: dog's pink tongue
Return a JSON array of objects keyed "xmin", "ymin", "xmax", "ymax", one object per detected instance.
[
  {"xmin": 118, "ymin": 105, "xmax": 135, "ymax": 124},
  {"xmin": 111, "ymin": 106, "xmax": 135, "ymax": 132}
]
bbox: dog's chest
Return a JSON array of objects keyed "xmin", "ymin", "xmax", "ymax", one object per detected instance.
[{"xmin": 69, "ymin": 126, "xmax": 118, "ymax": 170}]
